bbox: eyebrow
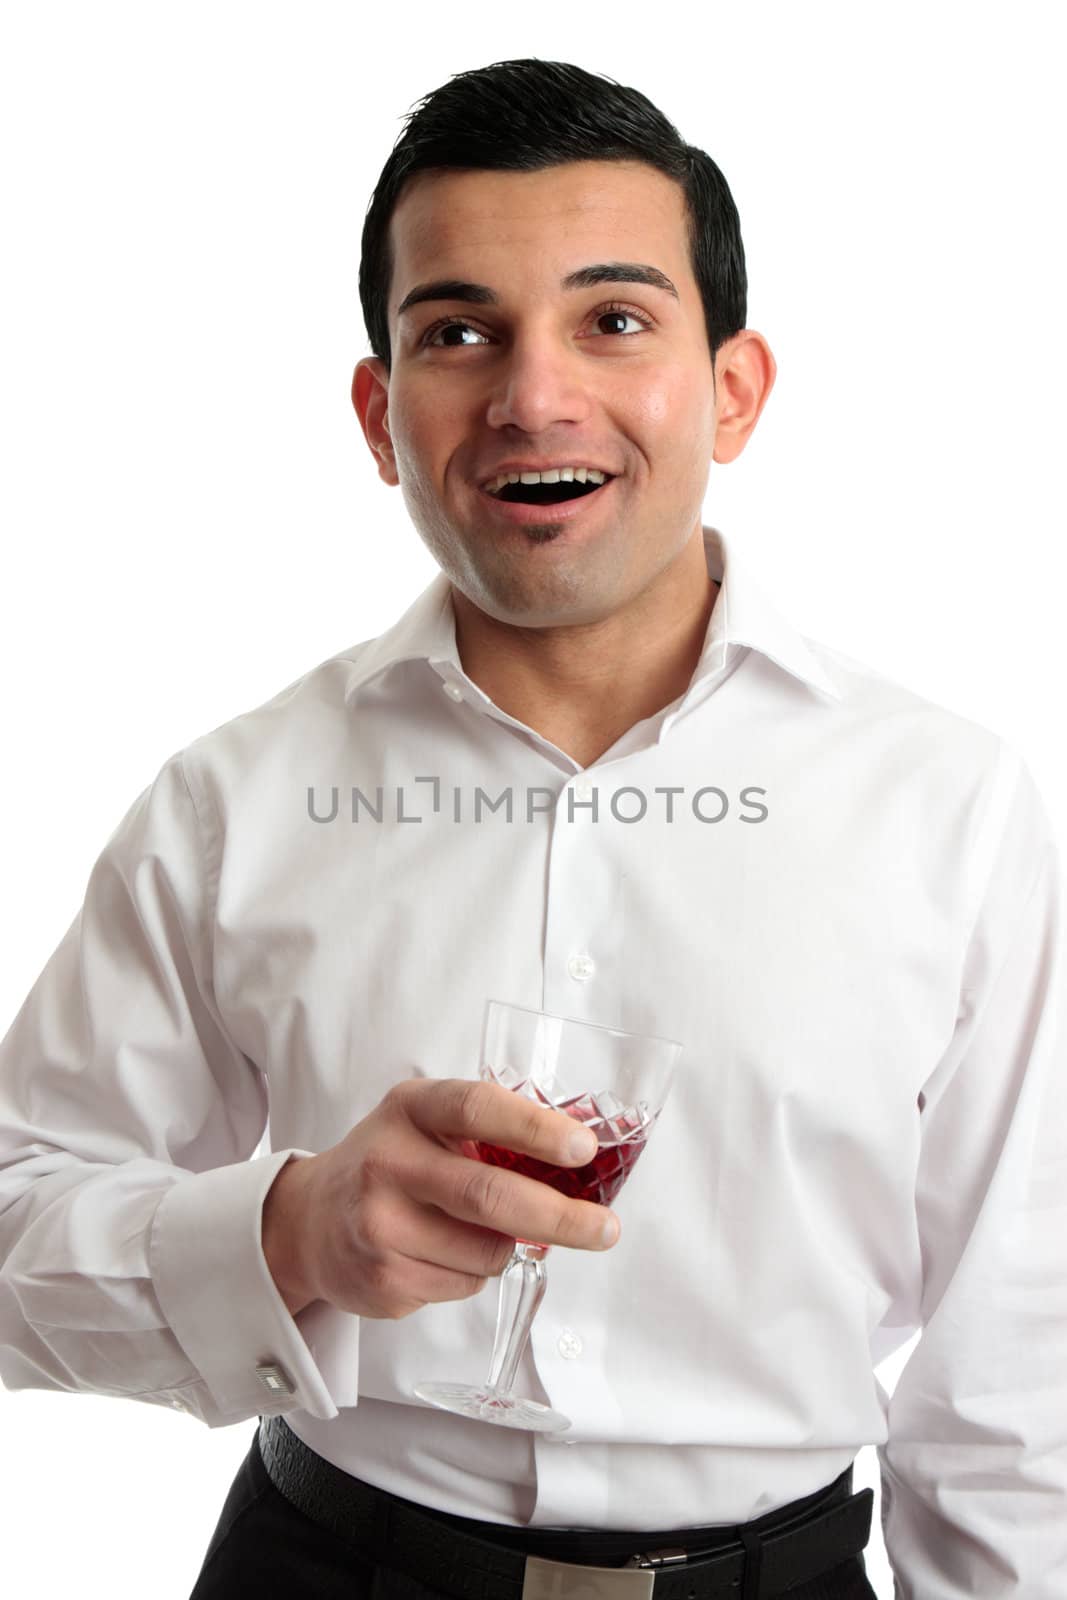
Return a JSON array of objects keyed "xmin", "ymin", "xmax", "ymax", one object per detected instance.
[{"xmin": 395, "ymin": 262, "xmax": 679, "ymax": 320}]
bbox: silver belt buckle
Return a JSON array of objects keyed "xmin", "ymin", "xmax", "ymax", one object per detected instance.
[{"xmin": 522, "ymin": 1548, "xmax": 687, "ymax": 1599}]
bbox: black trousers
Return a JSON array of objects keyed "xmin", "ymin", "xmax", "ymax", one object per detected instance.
[{"xmin": 190, "ymin": 1426, "xmax": 877, "ymax": 1599}]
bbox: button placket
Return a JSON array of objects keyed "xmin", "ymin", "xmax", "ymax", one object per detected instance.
[{"xmin": 545, "ymin": 766, "xmax": 626, "ymax": 1013}]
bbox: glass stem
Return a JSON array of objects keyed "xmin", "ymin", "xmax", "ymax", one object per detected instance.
[{"xmin": 485, "ymin": 1242, "xmax": 550, "ymax": 1395}]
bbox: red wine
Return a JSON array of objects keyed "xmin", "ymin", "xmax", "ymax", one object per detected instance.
[{"xmin": 475, "ymin": 1109, "xmax": 649, "ymax": 1207}]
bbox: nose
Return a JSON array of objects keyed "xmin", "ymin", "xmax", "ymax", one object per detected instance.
[{"xmin": 483, "ymin": 330, "xmax": 594, "ymax": 434}]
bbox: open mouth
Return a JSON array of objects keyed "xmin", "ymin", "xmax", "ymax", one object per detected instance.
[{"xmin": 488, "ymin": 477, "xmax": 613, "ymax": 506}]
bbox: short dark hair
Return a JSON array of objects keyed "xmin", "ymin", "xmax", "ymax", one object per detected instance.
[{"xmin": 358, "ymin": 58, "xmax": 747, "ymax": 378}]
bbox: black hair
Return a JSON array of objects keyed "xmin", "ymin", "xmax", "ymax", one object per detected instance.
[{"xmin": 358, "ymin": 58, "xmax": 747, "ymax": 377}]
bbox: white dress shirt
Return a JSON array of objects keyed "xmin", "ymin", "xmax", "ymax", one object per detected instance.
[{"xmin": 1, "ymin": 525, "xmax": 1064, "ymax": 1596}]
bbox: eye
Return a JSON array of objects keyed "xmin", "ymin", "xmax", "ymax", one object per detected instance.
[
  {"xmin": 424, "ymin": 320, "xmax": 491, "ymax": 349},
  {"xmin": 421, "ymin": 300, "xmax": 655, "ymax": 348},
  {"xmin": 592, "ymin": 305, "xmax": 653, "ymax": 337}
]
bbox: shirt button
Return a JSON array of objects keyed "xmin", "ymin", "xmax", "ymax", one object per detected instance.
[
  {"xmin": 442, "ymin": 681, "xmax": 464, "ymax": 702},
  {"xmin": 557, "ymin": 1328, "xmax": 583, "ymax": 1360},
  {"xmin": 567, "ymin": 952, "xmax": 596, "ymax": 982},
  {"xmin": 169, "ymin": 1397, "xmax": 188, "ymax": 1412},
  {"xmin": 573, "ymin": 776, "xmax": 594, "ymax": 801}
]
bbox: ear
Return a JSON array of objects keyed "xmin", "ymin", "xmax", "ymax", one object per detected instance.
[
  {"xmin": 352, "ymin": 357, "xmax": 399, "ymax": 487},
  {"xmin": 711, "ymin": 331, "xmax": 777, "ymax": 466}
]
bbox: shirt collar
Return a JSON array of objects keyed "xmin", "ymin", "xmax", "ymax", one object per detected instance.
[
  {"xmin": 342, "ymin": 525, "xmax": 842, "ymax": 702},
  {"xmin": 694, "ymin": 526, "xmax": 841, "ymax": 700}
]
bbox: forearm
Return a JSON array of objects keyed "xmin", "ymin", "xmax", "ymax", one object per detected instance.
[
  {"xmin": 0, "ymin": 1158, "xmax": 198, "ymax": 1401},
  {"xmin": 881, "ymin": 760, "xmax": 1067, "ymax": 1592},
  {"xmin": 0, "ymin": 1147, "xmax": 341, "ymax": 1426}
]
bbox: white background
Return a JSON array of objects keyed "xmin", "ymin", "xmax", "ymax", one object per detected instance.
[{"xmin": 1, "ymin": 3, "xmax": 1064, "ymax": 1595}]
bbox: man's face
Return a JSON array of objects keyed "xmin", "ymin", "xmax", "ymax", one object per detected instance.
[{"xmin": 355, "ymin": 159, "xmax": 737, "ymax": 629}]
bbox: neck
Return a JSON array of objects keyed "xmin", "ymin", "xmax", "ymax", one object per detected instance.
[{"xmin": 449, "ymin": 528, "xmax": 720, "ymax": 768}]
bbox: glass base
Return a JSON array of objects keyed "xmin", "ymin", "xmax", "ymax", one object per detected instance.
[{"xmin": 413, "ymin": 1380, "xmax": 571, "ymax": 1433}]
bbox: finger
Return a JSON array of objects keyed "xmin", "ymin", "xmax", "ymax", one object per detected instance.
[
  {"xmin": 355, "ymin": 1245, "xmax": 496, "ymax": 1315},
  {"xmin": 408, "ymin": 1078, "xmax": 599, "ymax": 1167},
  {"xmin": 362, "ymin": 1188, "xmax": 517, "ymax": 1280},
  {"xmin": 408, "ymin": 1146, "xmax": 619, "ymax": 1253}
]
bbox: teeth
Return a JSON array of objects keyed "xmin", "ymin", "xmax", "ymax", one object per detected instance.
[{"xmin": 485, "ymin": 466, "xmax": 609, "ymax": 496}]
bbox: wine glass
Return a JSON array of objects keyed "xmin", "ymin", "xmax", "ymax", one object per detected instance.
[{"xmin": 414, "ymin": 1000, "xmax": 681, "ymax": 1432}]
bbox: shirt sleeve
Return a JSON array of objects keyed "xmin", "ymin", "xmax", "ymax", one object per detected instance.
[
  {"xmin": 0, "ymin": 749, "xmax": 344, "ymax": 1428},
  {"xmin": 878, "ymin": 746, "xmax": 1067, "ymax": 1596}
]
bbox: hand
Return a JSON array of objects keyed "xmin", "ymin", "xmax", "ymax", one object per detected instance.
[{"xmin": 261, "ymin": 1077, "xmax": 621, "ymax": 1320}]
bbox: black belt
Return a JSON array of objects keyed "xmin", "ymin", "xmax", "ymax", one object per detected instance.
[{"xmin": 257, "ymin": 1414, "xmax": 873, "ymax": 1599}]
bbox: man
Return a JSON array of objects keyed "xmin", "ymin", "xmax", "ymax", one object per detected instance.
[{"xmin": 1, "ymin": 57, "xmax": 1064, "ymax": 1600}]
